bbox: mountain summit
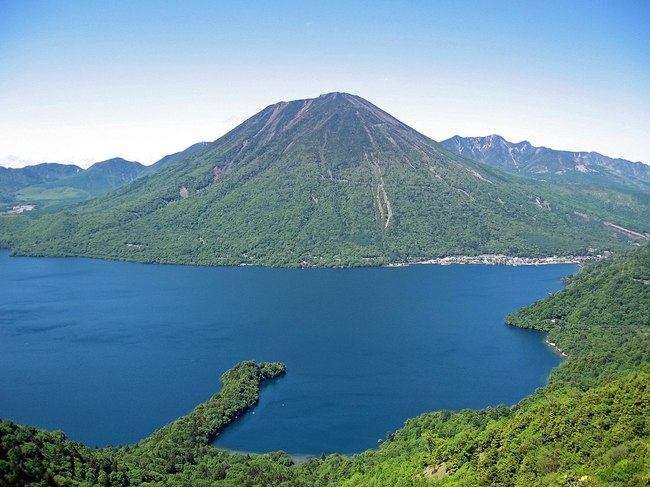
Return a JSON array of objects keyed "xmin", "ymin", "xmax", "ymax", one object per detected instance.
[{"xmin": 6, "ymin": 93, "xmax": 647, "ymax": 266}]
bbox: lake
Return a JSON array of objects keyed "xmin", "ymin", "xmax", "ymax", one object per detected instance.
[{"xmin": 0, "ymin": 250, "xmax": 572, "ymax": 454}]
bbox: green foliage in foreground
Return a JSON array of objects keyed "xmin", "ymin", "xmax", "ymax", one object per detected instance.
[
  {"xmin": 1, "ymin": 246, "xmax": 649, "ymax": 486},
  {"xmin": 294, "ymin": 373, "xmax": 649, "ymax": 487},
  {"xmin": 1, "ymin": 361, "xmax": 289, "ymax": 486},
  {"xmin": 507, "ymin": 244, "xmax": 650, "ymax": 390}
]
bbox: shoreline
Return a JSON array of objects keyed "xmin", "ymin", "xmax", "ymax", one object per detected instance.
[
  {"xmin": 545, "ymin": 339, "xmax": 568, "ymax": 357},
  {"xmin": 2, "ymin": 247, "xmax": 609, "ymax": 269},
  {"xmin": 386, "ymin": 254, "xmax": 607, "ymax": 267},
  {"xmin": 218, "ymin": 448, "xmax": 321, "ymax": 464}
]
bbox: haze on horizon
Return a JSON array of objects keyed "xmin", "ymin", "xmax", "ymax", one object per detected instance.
[{"xmin": 1, "ymin": 0, "xmax": 648, "ymax": 169}]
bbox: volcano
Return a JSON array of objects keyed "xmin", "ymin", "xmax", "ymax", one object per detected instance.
[{"xmin": 7, "ymin": 93, "xmax": 640, "ymax": 266}]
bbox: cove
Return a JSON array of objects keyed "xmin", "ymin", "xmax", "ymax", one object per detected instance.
[{"xmin": 0, "ymin": 250, "xmax": 572, "ymax": 454}]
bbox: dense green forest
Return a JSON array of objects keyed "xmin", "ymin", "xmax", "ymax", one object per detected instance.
[
  {"xmin": 2, "ymin": 94, "xmax": 648, "ymax": 267},
  {"xmin": 1, "ymin": 245, "xmax": 648, "ymax": 486}
]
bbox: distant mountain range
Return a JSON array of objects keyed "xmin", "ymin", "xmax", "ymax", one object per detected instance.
[
  {"xmin": 0, "ymin": 158, "xmax": 145, "ymax": 210},
  {"xmin": 3, "ymin": 93, "xmax": 647, "ymax": 266},
  {"xmin": 0, "ymin": 163, "xmax": 82, "ymax": 204},
  {"xmin": 441, "ymin": 134, "xmax": 650, "ymax": 190},
  {"xmin": 0, "ymin": 144, "xmax": 209, "ymax": 211},
  {"xmin": 43, "ymin": 157, "xmax": 146, "ymax": 192}
]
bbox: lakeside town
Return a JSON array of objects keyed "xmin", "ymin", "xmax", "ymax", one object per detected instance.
[{"xmin": 387, "ymin": 253, "xmax": 611, "ymax": 267}]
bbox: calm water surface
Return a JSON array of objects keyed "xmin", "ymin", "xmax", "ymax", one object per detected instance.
[{"xmin": 0, "ymin": 250, "xmax": 572, "ymax": 454}]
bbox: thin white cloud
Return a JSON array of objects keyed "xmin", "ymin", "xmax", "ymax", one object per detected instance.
[{"xmin": 0, "ymin": 155, "xmax": 37, "ymax": 169}]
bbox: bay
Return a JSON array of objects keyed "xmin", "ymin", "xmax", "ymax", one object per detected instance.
[{"xmin": 0, "ymin": 250, "xmax": 571, "ymax": 454}]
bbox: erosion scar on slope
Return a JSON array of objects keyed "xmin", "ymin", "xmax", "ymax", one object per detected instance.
[
  {"xmin": 367, "ymin": 154, "xmax": 393, "ymax": 229},
  {"xmin": 374, "ymin": 186, "xmax": 385, "ymax": 221},
  {"xmin": 379, "ymin": 178, "xmax": 392, "ymax": 229}
]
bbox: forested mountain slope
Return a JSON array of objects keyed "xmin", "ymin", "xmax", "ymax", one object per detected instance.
[
  {"xmin": 1, "ymin": 158, "xmax": 145, "ymax": 211},
  {"xmin": 42, "ymin": 158, "xmax": 146, "ymax": 194},
  {"xmin": 0, "ymin": 163, "xmax": 82, "ymax": 207}
]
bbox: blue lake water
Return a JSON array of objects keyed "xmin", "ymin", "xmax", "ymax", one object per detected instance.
[{"xmin": 0, "ymin": 250, "xmax": 572, "ymax": 454}]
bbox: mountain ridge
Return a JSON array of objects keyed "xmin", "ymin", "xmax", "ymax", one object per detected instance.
[
  {"xmin": 144, "ymin": 141, "xmax": 211, "ymax": 173},
  {"xmin": 441, "ymin": 134, "xmax": 650, "ymax": 190},
  {"xmin": 0, "ymin": 144, "xmax": 214, "ymax": 211},
  {"xmin": 51, "ymin": 157, "xmax": 146, "ymax": 192},
  {"xmin": 1, "ymin": 157, "xmax": 147, "ymax": 211},
  {"xmin": 0, "ymin": 163, "xmax": 82, "ymax": 206}
]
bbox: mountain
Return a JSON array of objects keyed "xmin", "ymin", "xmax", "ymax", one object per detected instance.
[
  {"xmin": 43, "ymin": 157, "xmax": 146, "ymax": 193},
  {"xmin": 2, "ymin": 158, "xmax": 146, "ymax": 211},
  {"xmin": 1, "ymin": 147, "xmax": 211, "ymax": 212},
  {"xmin": 441, "ymin": 134, "xmax": 650, "ymax": 190},
  {"xmin": 145, "ymin": 141, "xmax": 210, "ymax": 173},
  {"xmin": 0, "ymin": 163, "xmax": 82, "ymax": 205},
  {"xmin": 4, "ymin": 93, "xmax": 649, "ymax": 265}
]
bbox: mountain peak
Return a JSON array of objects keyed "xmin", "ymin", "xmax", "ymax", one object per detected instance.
[
  {"xmin": 89, "ymin": 157, "xmax": 141, "ymax": 169},
  {"xmin": 317, "ymin": 91, "xmax": 355, "ymax": 99},
  {"xmin": 228, "ymin": 92, "xmax": 412, "ymax": 150},
  {"xmin": 240, "ymin": 92, "xmax": 412, "ymax": 149}
]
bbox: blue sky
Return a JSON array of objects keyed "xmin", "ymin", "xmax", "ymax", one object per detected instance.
[{"xmin": 1, "ymin": 0, "xmax": 648, "ymax": 167}]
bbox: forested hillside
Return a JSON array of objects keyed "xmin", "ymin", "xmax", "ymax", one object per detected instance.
[
  {"xmin": 2, "ymin": 245, "xmax": 648, "ymax": 486},
  {"xmin": 1, "ymin": 159, "xmax": 145, "ymax": 212},
  {"xmin": 0, "ymin": 164, "xmax": 82, "ymax": 207}
]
